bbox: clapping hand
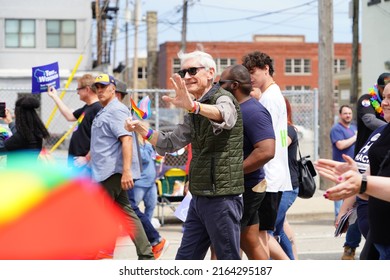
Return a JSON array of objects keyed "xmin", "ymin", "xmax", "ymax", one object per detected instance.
[
  {"xmin": 314, "ymin": 154, "xmax": 358, "ymax": 183},
  {"xmin": 324, "ymin": 170, "xmax": 362, "ymax": 201}
]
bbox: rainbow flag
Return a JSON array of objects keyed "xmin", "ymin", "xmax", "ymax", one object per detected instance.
[
  {"xmin": 73, "ymin": 112, "xmax": 85, "ymax": 132},
  {"xmin": 131, "ymin": 96, "xmax": 151, "ymax": 120},
  {"xmin": 0, "ymin": 127, "xmax": 10, "ymax": 141},
  {"xmin": 0, "ymin": 154, "xmax": 129, "ymax": 259},
  {"xmin": 155, "ymin": 154, "xmax": 164, "ymax": 164}
]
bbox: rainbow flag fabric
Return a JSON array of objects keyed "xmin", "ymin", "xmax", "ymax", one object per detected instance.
[
  {"xmin": 73, "ymin": 112, "xmax": 85, "ymax": 132},
  {"xmin": 0, "ymin": 154, "xmax": 129, "ymax": 259},
  {"xmin": 131, "ymin": 96, "xmax": 151, "ymax": 120},
  {"xmin": 0, "ymin": 127, "xmax": 10, "ymax": 141}
]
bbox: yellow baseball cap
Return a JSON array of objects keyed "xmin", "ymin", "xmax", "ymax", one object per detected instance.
[{"xmin": 94, "ymin": 74, "xmax": 116, "ymax": 86}]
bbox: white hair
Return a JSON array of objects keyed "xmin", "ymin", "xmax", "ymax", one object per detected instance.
[{"xmin": 178, "ymin": 50, "xmax": 216, "ymax": 74}]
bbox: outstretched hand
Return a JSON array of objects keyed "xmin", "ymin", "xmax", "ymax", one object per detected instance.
[
  {"xmin": 163, "ymin": 74, "xmax": 194, "ymax": 111},
  {"xmin": 314, "ymin": 154, "xmax": 357, "ymax": 183}
]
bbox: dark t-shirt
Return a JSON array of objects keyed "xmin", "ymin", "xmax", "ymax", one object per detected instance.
[
  {"xmin": 354, "ymin": 124, "xmax": 386, "ymax": 174},
  {"xmin": 367, "ymin": 123, "xmax": 390, "ymax": 244},
  {"xmin": 0, "ymin": 129, "xmax": 42, "ymax": 166},
  {"xmin": 241, "ymin": 98, "xmax": 275, "ymax": 188},
  {"xmin": 68, "ymin": 101, "xmax": 102, "ymax": 162},
  {"xmin": 288, "ymin": 125, "xmax": 299, "ymax": 188},
  {"xmin": 355, "ymin": 93, "xmax": 385, "ymax": 156},
  {"xmin": 3, "ymin": 132, "xmax": 42, "ymax": 151}
]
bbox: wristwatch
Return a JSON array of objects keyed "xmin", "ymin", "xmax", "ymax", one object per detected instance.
[{"xmin": 359, "ymin": 174, "xmax": 367, "ymax": 194}]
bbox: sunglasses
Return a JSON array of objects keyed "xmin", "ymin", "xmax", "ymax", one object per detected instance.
[
  {"xmin": 177, "ymin": 67, "xmax": 205, "ymax": 78},
  {"xmin": 77, "ymin": 86, "xmax": 87, "ymax": 91},
  {"xmin": 219, "ymin": 80, "xmax": 237, "ymax": 85}
]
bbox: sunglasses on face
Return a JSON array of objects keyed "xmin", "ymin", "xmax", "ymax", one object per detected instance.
[
  {"xmin": 218, "ymin": 80, "xmax": 237, "ymax": 85},
  {"xmin": 177, "ymin": 67, "xmax": 205, "ymax": 78}
]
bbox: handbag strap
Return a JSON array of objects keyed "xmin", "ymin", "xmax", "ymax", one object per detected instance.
[{"xmin": 296, "ymin": 136, "xmax": 303, "ymax": 161}]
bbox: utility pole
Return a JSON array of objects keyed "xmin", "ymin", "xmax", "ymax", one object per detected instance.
[
  {"xmin": 96, "ymin": 1, "xmax": 102, "ymax": 66},
  {"xmin": 181, "ymin": 0, "xmax": 188, "ymax": 53},
  {"xmin": 318, "ymin": 0, "xmax": 334, "ymax": 190},
  {"xmin": 350, "ymin": 0, "xmax": 359, "ymax": 111},
  {"xmin": 112, "ymin": 0, "xmax": 120, "ymax": 68},
  {"xmin": 147, "ymin": 11, "xmax": 158, "ymax": 88},
  {"xmin": 125, "ymin": 0, "xmax": 130, "ymax": 85},
  {"xmin": 132, "ymin": 0, "xmax": 140, "ymax": 100}
]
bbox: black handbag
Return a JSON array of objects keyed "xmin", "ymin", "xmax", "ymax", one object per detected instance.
[{"xmin": 297, "ymin": 144, "xmax": 317, "ymax": 199}]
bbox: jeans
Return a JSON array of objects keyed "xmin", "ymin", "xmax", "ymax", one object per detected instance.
[
  {"xmin": 133, "ymin": 186, "xmax": 157, "ymax": 222},
  {"xmin": 374, "ymin": 243, "xmax": 390, "ymax": 260},
  {"xmin": 127, "ymin": 188, "xmax": 161, "ymax": 246},
  {"xmin": 344, "ymin": 221, "xmax": 361, "ymax": 248},
  {"xmin": 334, "ymin": 200, "xmax": 342, "ymax": 218},
  {"xmin": 270, "ymin": 187, "xmax": 299, "ymax": 260}
]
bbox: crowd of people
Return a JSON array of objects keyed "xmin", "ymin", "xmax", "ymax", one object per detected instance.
[
  {"xmin": 1, "ymin": 49, "xmax": 390, "ymax": 260},
  {"xmin": 316, "ymin": 72, "xmax": 390, "ymax": 260}
]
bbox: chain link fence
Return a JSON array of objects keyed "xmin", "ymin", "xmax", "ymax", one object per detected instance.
[
  {"xmin": 0, "ymin": 88, "xmax": 318, "ymax": 167},
  {"xmin": 284, "ymin": 89, "xmax": 319, "ymax": 161}
]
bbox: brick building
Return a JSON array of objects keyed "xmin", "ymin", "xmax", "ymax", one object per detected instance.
[{"xmin": 158, "ymin": 35, "xmax": 357, "ymax": 91}]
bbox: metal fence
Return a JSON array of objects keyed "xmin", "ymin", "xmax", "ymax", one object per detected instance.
[
  {"xmin": 284, "ymin": 89, "xmax": 319, "ymax": 161},
  {"xmin": 0, "ymin": 88, "xmax": 318, "ymax": 166}
]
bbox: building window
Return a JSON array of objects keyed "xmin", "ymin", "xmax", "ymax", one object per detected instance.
[
  {"xmin": 46, "ymin": 20, "xmax": 76, "ymax": 48},
  {"xmin": 138, "ymin": 66, "xmax": 147, "ymax": 79},
  {"xmin": 334, "ymin": 59, "xmax": 347, "ymax": 73},
  {"xmin": 5, "ymin": 19, "xmax": 35, "ymax": 48},
  {"xmin": 285, "ymin": 59, "xmax": 311, "ymax": 74},
  {"xmin": 173, "ymin": 58, "xmax": 181, "ymax": 75},
  {"xmin": 215, "ymin": 58, "xmax": 237, "ymax": 74},
  {"xmin": 285, "ymin": 85, "xmax": 311, "ymax": 91},
  {"xmin": 367, "ymin": 0, "xmax": 381, "ymax": 6}
]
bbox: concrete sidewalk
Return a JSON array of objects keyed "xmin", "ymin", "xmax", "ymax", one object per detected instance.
[{"xmin": 287, "ymin": 190, "xmax": 335, "ymax": 220}]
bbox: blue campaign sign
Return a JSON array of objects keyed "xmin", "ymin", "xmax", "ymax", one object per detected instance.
[{"xmin": 31, "ymin": 62, "xmax": 60, "ymax": 93}]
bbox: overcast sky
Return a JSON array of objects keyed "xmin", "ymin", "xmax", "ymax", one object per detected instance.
[{"xmin": 113, "ymin": 0, "xmax": 355, "ymax": 60}]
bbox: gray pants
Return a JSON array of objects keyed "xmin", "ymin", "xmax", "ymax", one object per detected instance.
[{"xmin": 101, "ymin": 173, "xmax": 154, "ymax": 260}]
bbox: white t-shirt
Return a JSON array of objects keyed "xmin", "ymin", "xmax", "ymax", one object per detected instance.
[{"xmin": 259, "ymin": 84, "xmax": 292, "ymax": 192}]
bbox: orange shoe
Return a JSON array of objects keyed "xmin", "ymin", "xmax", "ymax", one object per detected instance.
[{"xmin": 152, "ymin": 238, "xmax": 169, "ymax": 260}]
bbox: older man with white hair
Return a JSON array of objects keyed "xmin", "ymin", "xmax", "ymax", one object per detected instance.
[{"xmin": 125, "ymin": 51, "xmax": 244, "ymax": 260}]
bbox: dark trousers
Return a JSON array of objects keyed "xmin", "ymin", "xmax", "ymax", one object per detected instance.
[
  {"xmin": 356, "ymin": 198, "xmax": 379, "ymax": 259},
  {"xmin": 100, "ymin": 173, "xmax": 154, "ymax": 260},
  {"xmin": 176, "ymin": 194, "xmax": 243, "ymax": 260}
]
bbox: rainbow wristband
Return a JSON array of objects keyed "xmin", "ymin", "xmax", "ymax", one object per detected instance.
[
  {"xmin": 188, "ymin": 101, "xmax": 197, "ymax": 113},
  {"xmin": 144, "ymin": 128, "xmax": 154, "ymax": 141},
  {"xmin": 195, "ymin": 102, "xmax": 201, "ymax": 114}
]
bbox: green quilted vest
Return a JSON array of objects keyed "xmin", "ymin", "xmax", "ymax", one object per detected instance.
[{"xmin": 188, "ymin": 85, "xmax": 244, "ymax": 196}]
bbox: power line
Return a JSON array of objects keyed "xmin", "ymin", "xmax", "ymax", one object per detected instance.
[{"xmin": 177, "ymin": 0, "xmax": 318, "ymax": 24}]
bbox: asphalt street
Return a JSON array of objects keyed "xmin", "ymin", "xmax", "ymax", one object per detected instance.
[{"xmin": 114, "ymin": 193, "xmax": 361, "ymax": 260}]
